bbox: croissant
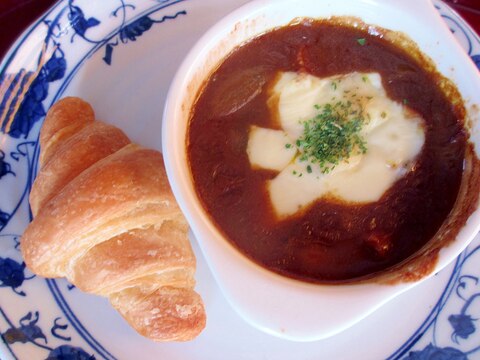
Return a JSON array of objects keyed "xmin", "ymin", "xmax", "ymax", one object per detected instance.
[{"xmin": 21, "ymin": 97, "xmax": 206, "ymax": 341}]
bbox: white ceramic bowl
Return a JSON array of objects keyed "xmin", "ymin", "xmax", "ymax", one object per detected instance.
[{"xmin": 163, "ymin": 0, "xmax": 480, "ymax": 341}]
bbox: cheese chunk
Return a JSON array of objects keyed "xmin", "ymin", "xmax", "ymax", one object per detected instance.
[
  {"xmin": 248, "ymin": 71, "xmax": 426, "ymax": 218},
  {"xmin": 247, "ymin": 126, "xmax": 297, "ymax": 171}
]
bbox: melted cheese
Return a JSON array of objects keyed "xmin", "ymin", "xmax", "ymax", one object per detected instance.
[
  {"xmin": 247, "ymin": 126, "xmax": 297, "ymax": 171},
  {"xmin": 249, "ymin": 72, "xmax": 425, "ymax": 218}
]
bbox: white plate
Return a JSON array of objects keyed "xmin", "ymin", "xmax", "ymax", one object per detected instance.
[{"xmin": 0, "ymin": 0, "xmax": 479, "ymax": 359}]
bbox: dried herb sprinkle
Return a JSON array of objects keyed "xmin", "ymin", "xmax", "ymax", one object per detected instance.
[
  {"xmin": 296, "ymin": 101, "xmax": 368, "ymax": 173},
  {"xmin": 357, "ymin": 38, "xmax": 366, "ymax": 46}
]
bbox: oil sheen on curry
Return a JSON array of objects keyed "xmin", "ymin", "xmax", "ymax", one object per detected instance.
[{"xmin": 187, "ymin": 20, "xmax": 467, "ymax": 282}]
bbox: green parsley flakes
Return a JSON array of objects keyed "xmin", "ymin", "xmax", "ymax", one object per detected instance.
[
  {"xmin": 296, "ymin": 101, "xmax": 368, "ymax": 174},
  {"xmin": 357, "ymin": 38, "xmax": 366, "ymax": 46}
]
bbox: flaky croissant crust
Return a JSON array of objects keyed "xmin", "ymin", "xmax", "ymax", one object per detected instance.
[{"xmin": 21, "ymin": 97, "xmax": 206, "ymax": 342}]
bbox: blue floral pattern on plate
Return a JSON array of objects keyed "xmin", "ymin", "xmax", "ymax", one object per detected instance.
[{"xmin": 0, "ymin": 0, "xmax": 479, "ymax": 359}]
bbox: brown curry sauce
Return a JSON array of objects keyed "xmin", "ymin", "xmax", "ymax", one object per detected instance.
[{"xmin": 187, "ymin": 20, "xmax": 477, "ymax": 283}]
